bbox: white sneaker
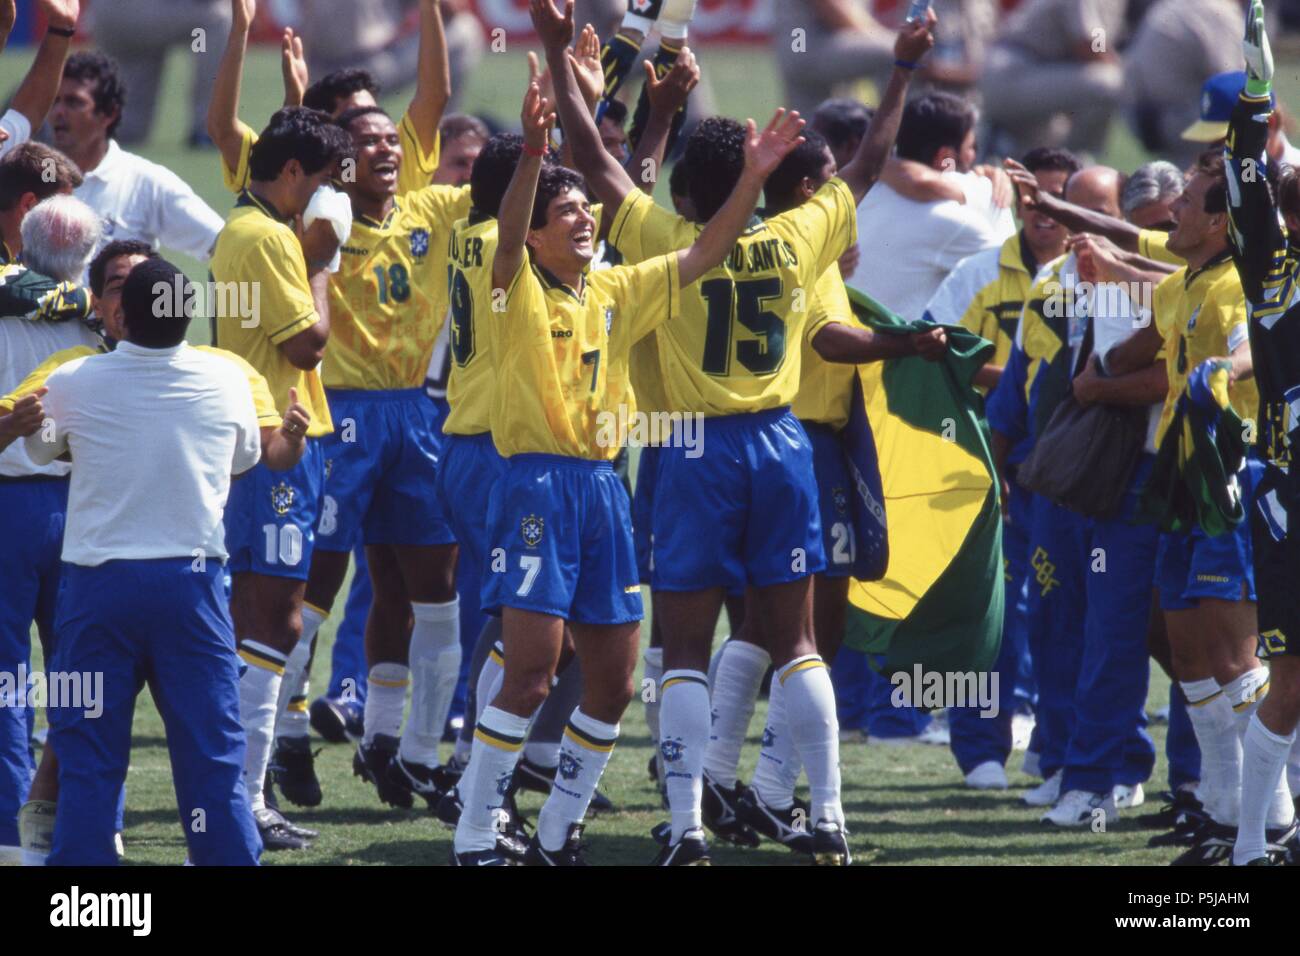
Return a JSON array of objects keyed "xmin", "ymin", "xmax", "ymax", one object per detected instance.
[
  {"xmin": 1011, "ymin": 713, "xmax": 1036, "ymax": 751},
  {"xmin": 964, "ymin": 760, "xmax": 1009, "ymax": 790},
  {"xmin": 917, "ymin": 721, "xmax": 951, "ymax": 746},
  {"xmin": 1041, "ymin": 789, "xmax": 1117, "ymax": 828},
  {"xmin": 1022, "ymin": 769, "xmax": 1062, "ymax": 806},
  {"xmin": 1112, "ymin": 782, "xmax": 1144, "ymax": 809}
]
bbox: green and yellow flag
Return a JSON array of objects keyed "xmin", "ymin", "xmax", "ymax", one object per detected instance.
[{"xmin": 843, "ymin": 289, "xmax": 1004, "ymax": 676}]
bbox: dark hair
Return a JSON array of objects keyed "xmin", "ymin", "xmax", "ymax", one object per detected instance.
[
  {"xmin": 303, "ymin": 68, "xmax": 379, "ymax": 114},
  {"xmin": 121, "ymin": 258, "xmax": 192, "ymax": 348},
  {"xmin": 683, "ymin": 116, "xmax": 746, "ymax": 221},
  {"xmin": 62, "ymin": 51, "xmax": 127, "ymax": 138},
  {"xmin": 602, "ymin": 99, "xmax": 629, "ymax": 128},
  {"xmin": 1020, "ymin": 146, "xmax": 1082, "ymax": 177},
  {"xmin": 530, "ymin": 165, "xmax": 587, "ymax": 230},
  {"xmin": 89, "ymin": 239, "xmax": 155, "ymax": 297},
  {"xmin": 249, "ymin": 107, "xmax": 353, "ymax": 181},
  {"xmin": 1195, "ymin": 148, "xmax": 1228, "ymax": 214},
  {"xmin": 764, "ymin": 129, "xmax": 832, "ymax": 213},
  {"xmin": 895, "ymin": 93, "xmax": 977, "ymax": 166},
  {"xmin": 668, "ymin": 160, "xmax": 689, "ymax": 199},
  {"xmin": 469, "ymin": 133, "xmax": 525, "ymax": 217},
  {"xmin": 0, "ymin": 143, "xmax": 82, "ymax": 211},
  {"xmin": 811, "ymin": 97, "xmax": 871, "ymax": 157},
  {"xmin": 441, "ymin": 113, "xmax": 490, "ymax": 145},
  {"xmin": 334, "ymin": 105, "xmax": 392, "ymax": 135}
]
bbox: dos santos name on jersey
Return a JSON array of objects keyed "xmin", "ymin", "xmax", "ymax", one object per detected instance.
[{"xmin": 727, "ymin": 236, "xmax": 799, "ymax": 273}]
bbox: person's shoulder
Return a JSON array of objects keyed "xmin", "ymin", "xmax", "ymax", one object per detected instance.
[{"xmin": 185, "ymin": 344, "xmax": 255, "ymax": 385}]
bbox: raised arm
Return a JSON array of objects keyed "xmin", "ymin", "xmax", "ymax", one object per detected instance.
[
  {"xmin": 406, "ymin": 0, "xmax": 452, "ymax": 162},
  {"xmin": 1005, "ymin": 158, "xmax": 1143, "ymax": 252},
  {"xmin": 837, "ymin": 10, "xmax": 935, "ymax": 204},
  {"xmin": 9, "ymin": 0, "xmax": 79, "ymax": 131},
  {"xmin": 0, "ymin": 0, "xmax": 15, "ymax": 55},
  {"xmin": 493, "ymin": 81, "xmax": 554, "ymax": 294},
  {"xmin": 281, "ymin": 27, "xmax": 308, "ymax": 107},
  {"xmin": 627, "ymin": 48, "xmax": 700, "ymax": 195},
  {"xmin": 208, "ymin": 0, "xmax": 257, "ymax": 177}
]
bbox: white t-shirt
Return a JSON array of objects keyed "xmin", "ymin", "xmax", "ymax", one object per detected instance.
[
  {"xmin": 0, "ymin": 108, "xmax": 32, "ymax": 161},
  {"xmin": 75, "ymin": 140, "xmax": 224, "ymax": 261},
  {"xmin": 846, "ymin": 172, "xmax": 1015, "ymax": 322},
  {"xmin": 26, "ymin": 342, "xmax": 261, "ymax": 566}
]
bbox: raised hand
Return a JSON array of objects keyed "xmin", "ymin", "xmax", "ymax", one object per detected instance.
[
  {"xmin": 526, "ymin": 51, "xmax": 557, "ymax": 113},
  {"xmin": 521, "ymin": 79, "xmax": 556, "ymax": 152},
  {"xmin": 0, "ymin": 0, "xmax": 16, "ymax": 50},
  {"xmin": 231, "ymin": 0, "xmax": 256, "ymax": 31},
  {"xmin": 894, "ymin": 5, "xmax": 936, "ymax": 64},
  {"xmin": 38, "ymin": 0, "xmax": 79, "ymax": 32},
  {"xmin": 281, "ymin": 28, "xmax": 308, "ymax": 107},
  {"xmin": 529, "ymin": 0, "xmax": 575, "ymax": 52},
  {"xmin": 0, "ymin": 390, "xmax": 48, "ymax": 439},
  {"xmin": 569, "ymin": 23, "xmax": 604, "ymax": 108},
  {"xmin": 643, "ymin": 45, "xmax": 700, "ymax": 116},
  {"xmin": 1003, "ymin": 158, "xmax": 1041, "ymax": 209},
  {"xmin": 280, "ymin": 387, "xmax": 310, "ymax": 442},
  {"xmin": 742, "ymin": 108, "xmax": 806, "ymax": 180},
  {"xmin": 1244, "ymin": 0, "xmax": 1273, "ymax": 94}
]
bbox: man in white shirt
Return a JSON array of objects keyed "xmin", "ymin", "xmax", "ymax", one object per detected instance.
[
  {"xmin": 25, "ymin": 257, "xmax": 263, "ymax": 866},
  {"xmin": 49, "ymin": 52, "xmax": 224, "ymax": 261},
  {"xmin": 0, "ymin": 0, "xmax": 82, "ymax": 166},
  {"xmin": 845, "ymin": 92, "xmax": 1015, "ymax": 323}
]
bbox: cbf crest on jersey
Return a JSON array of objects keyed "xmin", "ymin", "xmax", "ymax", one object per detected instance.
[
  {"xmin": 521, "ymin": 514, "xmax": 544, "ymax": 547},
  {"xmin": 271, "ymin": 482, "xmax": 296, "ymax": 517},
  {"xmin": 409, "ymin": 228, "xmax": 430, "ymax": 260}
]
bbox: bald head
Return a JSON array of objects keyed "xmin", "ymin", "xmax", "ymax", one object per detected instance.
[{"xmin": 1065, "ymin": 166, "xmax": 1123, "ymax": 219}]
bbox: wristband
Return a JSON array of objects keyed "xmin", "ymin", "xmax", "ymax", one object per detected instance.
[
  {"xmin": 895, "ymin": 58, "xmax": 918, "ymax": 70},
  {"xmin": 523, "ymin": 142, "xmax": 547, "ymax": 158},
  {"xmin": 47, "ymin": 25, "xmax": 76, "ymax": 38}
]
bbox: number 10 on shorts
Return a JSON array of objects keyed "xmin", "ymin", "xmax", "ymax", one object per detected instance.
[{"xmin": 262, "ymin": 523, "xmax": 304, "ymax": 566}]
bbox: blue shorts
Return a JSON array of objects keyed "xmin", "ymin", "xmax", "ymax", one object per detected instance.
[
  {"xmin": 804, "ymin": 421, "xmax": 855, "ymax": 579},
  {"xmin": 316, "ymin": 389, "xmax": 456, "ymax": 551},
  {"xmin": 651, "ymin": 407, "xmax": 825, "ymax": 591},
  {"xmin": 436, "ymin": 431, "xmax": 507, "ymax": 582},
  {"xmin": 632, "ymin": 446, "xmax": 661, "ymax": 585},
  {"xmin": 225, "ymin": 439, "xmax": 325, "ymax": 580},
  {"xmin": 1156, "ymin": 524, "xmax": 1256, "ymax": 611},
  {"xmin": 480, "ymin": 454, "xmax": 643, "ymax": 625}
]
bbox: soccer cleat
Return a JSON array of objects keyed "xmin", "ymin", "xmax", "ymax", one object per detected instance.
[
  {"xmin": 388, "ymin": 755, "xmax": 445, "ymax": 810},
  {"xmin": 1022, "ymin": 769, "xmax": 1062, "ymax": 807},
  {"xmin": 450, "ymin": 846, "xmax": 511, "ymax": 866},
  {"xmin": 1041, "ymin": 790, "xmax": 1117, "ymax": 828},
  {"xmin": 254, "ymin": 806, "xmax": 311, "ymax": 851},
  {"xmin": 1170, "ymin": 820, "xmax": 1236, "ymax": 866},
  {"xmin": 434, "ymin": 785, "xmax": 463, "ymax": 829},
  {"xmin": 261, "ymin": 773, "xmax": 318, "ymax": 838},
  {"xmin": 1147, "ymin": 809, "xmax": 1208, "ymax": 848},
  {"xmin": 271, "ymin": 736, "xmax": 322, "ymax": 807},
  {"xmin": 647, "ymin": 753, "xmax": 659, "ymax": 784},
  {"xmin": 353, "ymin": 734, "xmax": 414, "ymax": 809},
  {"xmin": 309, "ymin": 695, "xmax": 363, "ymax": 744},
  {"xmin": 964, "ymin": 760, "xmax": 1009, "ymax": 791},
  {"xmin": 513, "ymin": 757, "xmax": 618, "ymax": 814},
  {"xmin": 433, "ymin": 786, "xmax": 529, "ymax": 862},
  {"xmin": 1112, "ymin": 782, "xmax": 1144, "ymax": 809},
  {"xmin": 701, "ymin": 773, "xmax": 761, "ymax": 847},
  {"xmin": 524, "ymin": 823, "xmax": 589, "ymax": 866},
  {"xmin": 1135, "ymin": 788, "xmax": 1202, "ymax": 831},
  {"xmin": 735, "ymin": 788, "xmax": 814, "ymax": 855},
  {"xmin": 651, "ymin": 827, "xmax": 711, "ymax": 866},
  {"xmin": 1265, "ymin": 818, "xmax": 1300, "ymax": 865},
  {"xmin": 811, "ymin": 819, "xmax": 851, "ymax": 866}
]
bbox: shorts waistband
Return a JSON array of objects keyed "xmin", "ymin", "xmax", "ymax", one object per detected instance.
[
  {"xmin": 0, "ymin": 472, "xmax": 70, "ymax": 484},
  {"xmin": 799, "ymin": 420, "xmax": 840, "ymax": 437},
  {"xmin": 508, "ymin": 453, "xmax": 614, "ymax": 472},
  {"xmin": 701, "ymin": 406, "xmax": 792, "ymax": 428},
  {"xmin": 445, "ymin": 431, "xmax": 496, "ymax": 448},
  {"xmin": 324, "ymin": 388, "xmax": 426, "ymax": 403}
]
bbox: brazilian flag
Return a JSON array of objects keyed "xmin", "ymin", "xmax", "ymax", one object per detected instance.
[{"xmin": 842, "ymin": 289, "xmax": 1004, "ymax": 676}]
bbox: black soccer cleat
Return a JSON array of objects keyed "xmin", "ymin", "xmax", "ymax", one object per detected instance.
[
  {"xmin": 388, "ymin": 755, "xmax": 445, "ymax": 810},
  {"xmin": 260, "ymin": 774, "xmax": 318, "ymax": 839},
  {"xmin": 651, "ymin": 827, "xmax": 711, "ymax": 866},
  {"xmin": 271, "ymin": 736, "xmax": 323, "ymax": 807},
  {"xmin": 1147, "ymin": 806, "xmax": 1208, "ymax": 848},
  {"xmin": 1135, "ymin": 789, "xmax": 1202, "ymax": 831},
  {"xmin": 434, "ymin": 786, "xmax": 529, "ymax": 862},
  {"xmin": 701, "ymin": 773, "xmax": 760, "ymax": 847},
  {"xmin": 811, "ymin": 819, "xmax": 851, "ymax": 866},
  {"xmin": 353, "ymin": 734, "xmax": 414, "ymax": 809},
  {"xmin": 513, "ymin": 757, "xmax": 617, "ymax": 814},
  {"xmin": 310, "ymin": 695, "xmax": 363, "ymax": 744},
  {"xmin": 524, "ymin": 823, "xmax": 589, "ymax": 866},
  {"xmin": 450, "ymin": 846, "xmax": 511, "ymax": 866},
  {"xmin": 254, "ymin": 806, "xmax": 311, "ymax": 851},
  {"xmin": 1266, "ymin": 818, "xmax": 1300, "ymax": 865},
  {"xmin": 1170, "ymin": 820, "xmax": 1236, "ymax": 866},
  {"xmin": 736, "ymin": 787, "xmax": 814, "ymax": 855}
]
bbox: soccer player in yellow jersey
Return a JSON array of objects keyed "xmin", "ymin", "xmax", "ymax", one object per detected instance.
[
  {"xmin": 535, "ymin": 0, "xmax": 935, "ymax": 864},
  {"xmin": 209, "ymin": 107, "xmax": 351, "ymax": 852},
  {"xmin": 449, "ymin": 72, "xmax": 804, "ymax": 866}
]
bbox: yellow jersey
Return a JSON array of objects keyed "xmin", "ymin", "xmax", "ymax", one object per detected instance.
[
  {"xmin": 209, "ymin": 191, "xmax": 333, "ymax": 437},
  {"xmin": 1, "ymin": 343, "xmax": 280, "ymax": 426},
  {"xmin": 326, "ymin": 184, "xmax": 472, "ymax": 390},
  {"xmin": 1139, "ymin": 229, "xmax": 1184, "ymax": 266},
  {"xmin": 443, "ymin": 212, "xmax": 499, "ymax": 436},
  {"xmin": 492, "ymin": 254, "xmax": 681, "ymax": 460},
  {"xmin": 791, "ymin": 266, "xmax": 856, "ymax": 429},
  {"xmin": 607, "ymin": 179, "xmax": 857, "ymax": 416},
  {"xmin": 223, "ymin": 113, "xmax": 440, "ymax": 197},
  {"xmin": 1153, "ymin": 256, "xmax": 1258, "ymax": 444}
]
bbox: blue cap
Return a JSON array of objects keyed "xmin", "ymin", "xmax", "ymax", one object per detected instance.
[{"xmin": 1182, "ymin": 71, "xmax": 1275, "ymax": 142}]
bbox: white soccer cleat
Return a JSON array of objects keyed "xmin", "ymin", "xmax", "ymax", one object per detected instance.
[
  {"xmin": 1022, "ymin": 769, "xmax": 1062, "ymax": 806},
  {"xmin": 964, "ymin": 760, "xmax": 1009, "ymax": 790},
  {"xmin": 1041, "ymin": 789, "xmax": 1118, "ymax": 828},
  {"xmin": 917, "ymin": 721, "xmax": 951, "ymax": 746},
  {"xmin": 1112, "ymin": 782, "xmax": 1144, "ymax": 809},
  {"xmin": 1011, "ymin": 713, "xmax": 1036, "ymax": 751}
]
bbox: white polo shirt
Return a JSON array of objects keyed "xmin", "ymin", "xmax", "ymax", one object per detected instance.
[
  {"xmin": 75, "ymin": 140, "xmax": 224, "ymax": 260},
  {"xmin": 26, "ymin": 341, "xmax": 261, "ymax": 566},
  {"xmin": 0, "ymin": 108, "xmax": 32, "ymax": 160}
]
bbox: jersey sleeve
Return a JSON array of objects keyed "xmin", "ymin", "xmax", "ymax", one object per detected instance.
[
  {"xmin": 398, "ymin": 109, "xmax": 441, "ymax": 195},
  {"xmin": 606, "ymin": 189, "xmax": 696, "ymax": 264},
  {"xmin": 222, "ymin": 123, "xmax": 257, "ymax": 194},
  {"xmin": 594, "ymin": 253, "xmax": 681, "ymax": 348},
  {"xmin": 403, "ymin": 184, "xmax": 474, "ymax": 230},
  {"xmin": 0, "ymin": 346, "xmax": 94, "ymax": 412},
  {"xmin": 804, "ymin": 266, "xmax": 853, "ymax": 343},
  {"xmin": 1226, "ymin": 91, "xmax": 1295, "ymax": 312},
  {"xmin": 774, "ymin": 176, "xmax": 858, "ymax": 280},
  {"xmin": 1138, "ymin": 229, "xmax": 1183, "ymax": 265},
  {"xmin": 0, "ymin": 269, "xmax": 92, "ymax": 324},
  {"xmin": 241, "ymin": 231, "xmax": 317, "ymax": 345},
  {"xmin": 922, "ymin": 248, "xmax": 995, "ymax": 339},
  {"xmin": 199, "ymin": 346, "xmax": 282, "ymax": 426}
]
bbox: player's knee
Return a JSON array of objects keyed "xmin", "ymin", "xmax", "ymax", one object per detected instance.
[{"xmin": 499, "ymin": 669, "xmax": 551, "ymax": 715}]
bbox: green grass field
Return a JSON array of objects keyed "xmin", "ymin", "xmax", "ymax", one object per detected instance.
[{"xmin": 5, "ymin": 39, "xmax": 1276, "ymax": 864}]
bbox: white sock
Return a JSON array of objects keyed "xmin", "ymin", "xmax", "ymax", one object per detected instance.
[
  {"xmin": 476, "ymin": 641, "xmax": 505, "ymax": 725},
  {"xmin": 1287, "ymin": 733, "xmax": 1300, "ymax": 796},
  {"xmin": 524, "ymin": 739, "xmax": 559, "ymax": 769},
  {"xmin": 275, "ymin": 603, "xmax": 325, "ymax": 739},
  {"xmin": 706, "ymin": 638, "xmax": 729, "ymax": 692},
  {"xmin": 537, "ymin": 709, "xmax": 620, "ymax": 851},
  {"xmin": 18, "ymin": 800, "xmax": 54, "ymax": 866},
  {"xmin": 643, "ymin": 646, "xmax": 664, "ymax": 780},
  {"xmin": 703, "ymin": 640, "xmax": 770, "ymax": 789},
  {"xmin": 751, "ymin": 667, "xmax": 802, "ymax": 809},
  {"xmin": 779, "ymin": 655, "xmax": 842, "ymax": 827},
  {"xmin": 453, "ymin": 706, "xmax": 529, "ymax": 855},
  {"xmin": 399, "ymin": 599, "xmax": 461, "ymax": 767},
  {"xmin": 1222, "ymin": 666, "xmax": 1288, "ymax": 825},
  {"xmin": 364, "ymin": 662, "xmax": 410, "ymax": 745},
  {"xmin": 1234, "ymin": 714, "xmax": 1296, "ymax": 864},
  {"xmin": 1181, "ymin": 678, "xmax": 1233, "ymax": 824},
  {"xmin": 659, "ymin": 669, "xmax": 710, "ymax": 841},
  {"xmin": 238, "ymin": 641, "xmax": 286, "ymax": 813}
]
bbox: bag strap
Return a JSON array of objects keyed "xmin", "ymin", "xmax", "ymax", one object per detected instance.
[{"xmin": 1072, "ymin": 315, "xmax": 1094, "ymax": 378}]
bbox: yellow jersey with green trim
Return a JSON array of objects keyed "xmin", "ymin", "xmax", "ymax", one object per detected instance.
[
  {"xmin": 443, "ymin": 212, "xmax": 499, "ymax": 436},
  {"xmin": 491, "ymin": 254, "xmax": 680, "ymax": 460},
  {"xmin": 209, "ymin": 191, "xmax": 333, "ymax": 436},
  {"xmin": 1, "ymin": 342, "xmax": 280, "ymax": 426},
  {"xmin": 1139, "ymin": 229, "xmax": 1183, "ymax": 266},
  {"xmin": 326, "ymin": 184, "xmax": 472, "ymax": 390},
  {"xmin": 607, "ymin": 179, "xmax": 857, "ymax": 416},
  {"xmin": 792, "ymin": 266, "xmax": 855, "ymax": 429},
  {"xmin": 223, "ymin": 113, "xmax": 440, "ymax": 197},
  {"xmin": 1153, "ymin": 256, "xmax": 1258, "ymax": 444}
]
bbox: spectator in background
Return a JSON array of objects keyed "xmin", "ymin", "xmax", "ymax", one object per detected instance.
[
  {"xmin": 0, "ymin": 0, "xmax": 81, "ymax": 162},
  {"xmin": 920, "ymin": 0, "xmax": 999, "ymax": 100},
  {"xmin": 88, "ymin": 0, "xmax": 231, "ymax": 146},
  {"xmin": 1121, "ymin": 159, "xmax": 1184, "ymax": 229},
  {"xmin": 433, "ymin": 113, "xmax": 488, "ymax": 187},
  {"xmin": 772, "ymin": 0, "xmax": 897, "ymax": 117},
  {"xmin": 981, "ymin": 0, "xmax": 1129, "ymax": 157},
  {"xmin": 1181, "ymin": 71, "xmax": 1300, "ymax": 174},
  {"xmin": 1127, "ymin": 0, "xmax": 1247, "ymax": 167}
]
